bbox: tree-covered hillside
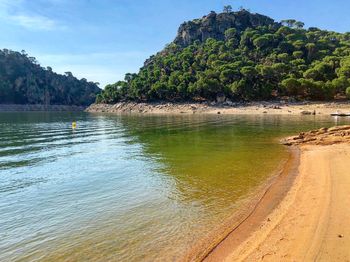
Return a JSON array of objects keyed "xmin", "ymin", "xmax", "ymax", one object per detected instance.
[
  {"xmin": 0, "ymin": 49, "xmax": 101, "ymax": 106},
  {"xmin": 97, "ymin": 9, "xmax": 350, "ymax": 103}
]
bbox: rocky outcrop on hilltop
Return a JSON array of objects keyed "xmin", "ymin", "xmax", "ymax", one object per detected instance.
[
  {"xmin": 143, "ymin": 10, "xmax": 279, "ymax": 67},
  {"xmin": 173, "ymin": 10, "xmax": 278, "ymax": 47}
]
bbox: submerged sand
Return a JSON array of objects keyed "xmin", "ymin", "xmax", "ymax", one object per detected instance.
[{"xmin": 204, "ymin": 126, "xmax": 350, "ymax": 261}]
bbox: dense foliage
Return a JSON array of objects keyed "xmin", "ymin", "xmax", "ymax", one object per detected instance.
[
  {"xmin": 0, "ymin": 49, "xmax": 101, "ymax": 106},
  {"xmin": 97, "ymin": 10, "xmax": 350, "ymax": 103}
]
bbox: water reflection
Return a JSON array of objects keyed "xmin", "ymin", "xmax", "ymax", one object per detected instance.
[{"xmin": 0, "ymin": 112, "xmax": 349, "ymax": 262}]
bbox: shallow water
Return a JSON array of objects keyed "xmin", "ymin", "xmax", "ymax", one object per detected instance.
[{"xmin": 0, "ymin": 112, "xmax": 348, "ymax": 261}]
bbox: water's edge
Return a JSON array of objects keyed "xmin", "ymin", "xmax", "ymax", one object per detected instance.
[
  {"xmin": 4, "ymin": 113, "xmax": 342, "ymax": 261},
  {"xmin": 0, "ymin": 104, "xmax": 86, "ymax": 111},
  {"xmin": 85, "ymin": 101, "xmax": 350, "ymax": 116},
  {"xmin": 183, "ymin": 146, "xmax": 300, "ymax": 262}
]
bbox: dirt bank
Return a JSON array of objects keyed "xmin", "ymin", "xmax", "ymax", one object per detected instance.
[{"xmin": 86, "ymin": 101, "xmax": 350, "ymax": 116}]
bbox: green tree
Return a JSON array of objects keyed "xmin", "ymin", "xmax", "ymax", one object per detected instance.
[
  {"xmin": 281, "ymin": 77, "xmax": 301, "ymax": 96},
  {"xmin": 253, "ymin": 36, "xmax": 269, "ymax": 50},
  {"xmin": 281, "ymin": 19, "xmax": 296, "ymax": 27},
  {"xmin": 0, "ymin": 49, "xmax": 100, "ymax": 105},
  {"xmin": 225, "ymin": 28, "xmax": 237, "ymax": 40},
  {"xmin": 223, "ymin": 5, "xmax": 233, "ymax": 13},
  {"xmin": 346, "ymin": 87, "xmax": 350, "ymax": 99},
  {"xmin": 95, "ymin": 10, "xmax": 350, "ymax": 103},
  {"xmin": 294, "ymin": 21, "xmax": 305, "ymax": 29}
]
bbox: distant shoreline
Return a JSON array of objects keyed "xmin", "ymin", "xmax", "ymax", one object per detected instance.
[
  {"xmin": 86, "ymin": 101, "xmax": 350, "ymax": 116},
  {"xmin": 0, "ymin": 104, "xmax": 86, "ymax": 112}
]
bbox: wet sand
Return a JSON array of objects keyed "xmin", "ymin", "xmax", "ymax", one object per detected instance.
[{"xmin": 204, "ymin": 126, "xmax": 350, "ymax": 261}]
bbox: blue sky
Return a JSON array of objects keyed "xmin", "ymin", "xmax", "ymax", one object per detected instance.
[{"xmin": 0, "ymin": 0, "xmax": 349, "ymax": 88}]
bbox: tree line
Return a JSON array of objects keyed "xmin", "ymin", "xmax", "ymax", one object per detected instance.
[
  {"xmin": 0, "ymin": 49, "xmax": 101, "ymax": 106},
  {"xmin": 96, "ymin": 10, "xmax": 350, "ymax": 103}
]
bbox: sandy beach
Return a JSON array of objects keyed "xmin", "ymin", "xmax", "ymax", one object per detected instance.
[
  {"xmin": 204, "ymin": 126, "xmax": 350, "ymax": 261},
  {"xmin": 86, "ymin": 101, "xmax": 350, "ymax": 116}
]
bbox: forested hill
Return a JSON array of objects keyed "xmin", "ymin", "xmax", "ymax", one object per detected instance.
[
  {"xmin": 0, "ymin": 49, "xmax": 101, "ymax": 106},
  {"xmin": 97, "ymin": 9, "xmax": 350, "ymax": 104}
]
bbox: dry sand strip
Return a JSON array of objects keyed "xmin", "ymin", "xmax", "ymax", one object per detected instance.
[
  {"xmin": 204, "ymin": 126, "xmax": 350, "ymax": 262},
  {"xmin": 86, "ymin": 102, "xmax": 350, "ymax": 115}
]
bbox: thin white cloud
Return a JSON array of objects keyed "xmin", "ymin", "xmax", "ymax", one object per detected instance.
[
  {"xmin": 0, "ymin": 0, "xmax": 22, "ymax": 8},
  {"xmin": 9, "ymin": 14, "xmax": 59, "ymax": 31},
  {"xmin": 0, "ymin": 0, "xmax": 65, "ymax": 31}
]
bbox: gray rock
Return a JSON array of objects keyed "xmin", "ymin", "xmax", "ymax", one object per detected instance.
[
  {"xmin": 225, "ymin": 100, "xmax": 234, "ymax": 106},
  {"xmin": 174, "ymin": 10, "xmax": 278, "ymax": 47},
  {"xmin": 216, "ymin": 94, "xmax": 226, "ymax": 103},
  {"xmin": 301, "ymin": 111, "xmax": 312, "ymax": 115}
]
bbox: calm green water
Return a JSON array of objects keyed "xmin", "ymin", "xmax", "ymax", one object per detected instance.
[{"xmin": 0, "ymin": 112, "xmax": 348, "ymax": 261}]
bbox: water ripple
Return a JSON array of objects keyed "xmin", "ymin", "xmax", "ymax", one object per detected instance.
[{"xmin": 1, "ymin": 112, "xmax": 349, "ymax": 262}]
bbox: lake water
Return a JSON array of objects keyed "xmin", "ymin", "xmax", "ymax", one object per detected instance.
[{"xmin": 0, "ymin": 112, "xmax": 348, "ymax": 261}]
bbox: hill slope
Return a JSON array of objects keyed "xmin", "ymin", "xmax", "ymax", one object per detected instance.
[
  {"xmin": 0, "ymin": 49, "xmax": 101, "ymax": 106},
  {"xmin": 97, "ymin": 9, "xmax": 350, "ymax": 103}
]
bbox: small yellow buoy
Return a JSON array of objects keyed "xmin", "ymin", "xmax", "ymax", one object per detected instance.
[{"xmin": 72, "ymin": 121, "xmax": 77, "ymax": 129}]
